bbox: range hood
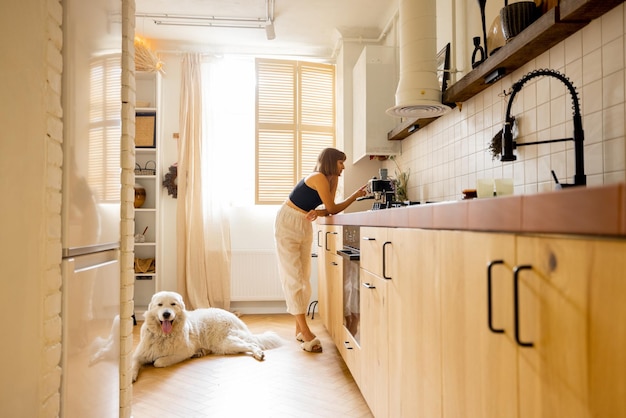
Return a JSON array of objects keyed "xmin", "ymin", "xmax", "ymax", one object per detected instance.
[{"xmin": 387, "ymin": 0, "xmax": 451, "ymax": 118}]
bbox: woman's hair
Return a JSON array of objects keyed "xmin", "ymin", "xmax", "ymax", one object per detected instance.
[{"xmin": 315, "ymin": 148, "xmax": 346, "ymax": 176}]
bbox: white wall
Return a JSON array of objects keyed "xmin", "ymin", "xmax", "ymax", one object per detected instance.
[{"xmin": 156, "ymin": 54, "xmax": 182, "ymax": 292}]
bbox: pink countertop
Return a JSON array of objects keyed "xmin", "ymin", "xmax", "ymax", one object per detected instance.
[{"xmin": 318, "ymin": 183, "xmax": 626, "ymax": 237}]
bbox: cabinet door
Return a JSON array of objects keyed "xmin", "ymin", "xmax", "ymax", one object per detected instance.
[
  {"xmin": 587, "ymin": 239, "xmax": 626, "ymax": 418},
  {"xmin": 360, "ymin": 269, "xmax": 389, "ymax": 418},
  {"xmin": 440, "ymin": 231, "xmax": 518, "ymax": 418},
  {"xmin": 324, "ymin": 225, "xmax": 341, "ymax": 254},
  {"xmin": 317, "ymin": 227, "xmax": 330, "ymax": 331},
  {"xmin": 317, "ymin": 225, "xmax": 341, "ymax": 335},
  {"xmin": 388, "ymin": 228, "xmax": 442, "ymax": 418},
  {"xmin": 338, "ymin": 326, "xmax": 361, "ymax": 386},
  {"xmin": 515, "ymin": 236, "xmax": 590, "ymax": 418},
  {"xmin": 326, "ymin": 253, "xmax": 343, "ymax": 342},
  {"xmin": 360, "ymin": 227, "xmax": 389, "ymax": 277}
]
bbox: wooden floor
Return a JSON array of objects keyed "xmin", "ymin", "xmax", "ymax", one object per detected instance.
[{"xmin": 131, "ymin": 313, "xmax": 373, "ymax": 418}]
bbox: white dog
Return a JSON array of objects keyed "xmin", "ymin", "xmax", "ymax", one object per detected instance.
[{"xmin": 132, "ymin": 291, "xmax": 282, "ymax": 382}]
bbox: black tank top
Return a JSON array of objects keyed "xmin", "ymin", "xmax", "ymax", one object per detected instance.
[{"xmin": 289, "ymin": 179, "xmax": 322, "ymax": 211}]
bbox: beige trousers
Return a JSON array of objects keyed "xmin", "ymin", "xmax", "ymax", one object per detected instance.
[{"xmin": 274, "ymin": 203, "xmax": 313, "ymax": 315}]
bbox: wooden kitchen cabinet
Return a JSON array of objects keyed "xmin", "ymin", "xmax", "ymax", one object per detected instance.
[
  {"xmin": 515, "ymin": 235, "xmax": 626, "ymax": 418},
  {"xmin": 586, "ymin": 238, "xmax": 626, "ymax": 418},
  {"xmin": 360, "ymin": 227, "xmax": 389, "ymax": 277},
  {"xmin": 321, "ymin": 222, "xmax": 626, "ymax": 418},
  {"xmin": 359, "ymin": 227, "xmax": 390, "ymax": 417},
  {"xmin": 387, "ymin": 228, "xmax": 442, "ymax": 418},
  {"xmin": 441, "ymin": 231, "xmax": 626, "ymax": 418},
  {"xmin": 440, "ymin": 231, "xmax": 518, "ymax": 418},
  {"xmin": 318, "ymin": 224, "xmax": 363, "ymax": 384},
  {"xmin": 317, "ymin": 225, "xmax": 342, "ymax": 338},
  {"xmin": 360, "ymin": 269, "xmax": 389, "ymax": 418},
  {"xmin": 359, "ymin": 227, "xmax": 442, "ymax": 418}
]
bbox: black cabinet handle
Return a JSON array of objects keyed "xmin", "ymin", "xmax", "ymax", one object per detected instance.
[
  {"xmin": 513, "ymin": 264, "xmax": 534, "ymax": 347},
  {"xmin": 317, "ymin": 230, "xmax": 322, "ymax": 247},
  {"xmin": 383, "ymin": 241, "xmax": 392, "ymax": 279},
  {"xmin": 343, "ymin": 341, "xmax": 353, "ymax": 350},
  {"xmin": 362, "ymin": 237, "xmax": 375, "ymax": 241},
  {"xmin": 324, "ymin": 231, "xmax": 337, "ymax": 251},
  {"xmin": 362, "ymin": 282, "xmax": 376, "ymax": 289},
  {"xmin": 487, "ymin": 260, "xmax": 505, "ymax": 334}
]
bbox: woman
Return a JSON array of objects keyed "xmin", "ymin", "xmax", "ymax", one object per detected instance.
[{"xmin": 274, "ymin": 148, "xmax": 367, "ymax": 352}]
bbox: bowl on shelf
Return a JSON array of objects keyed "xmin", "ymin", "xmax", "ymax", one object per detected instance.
[
  {"xmin": 487, "ymin": 15, "xmax": 506, "ymax": 55},
  {"xmin": 134, "ymin": 183, "xmax": 146, "ymax": 208},
  {"xmin": 500, "ymin": 1, "xmax": 540, "ymax": 41}
]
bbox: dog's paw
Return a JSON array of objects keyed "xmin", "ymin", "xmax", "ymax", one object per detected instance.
[
  {"xmin": 153, "ymin": 357, "xmax": 168, "ymax": 368},
  {"xmin": 252, "ymin": 350, "xmax": 265, "ymax": 361}
]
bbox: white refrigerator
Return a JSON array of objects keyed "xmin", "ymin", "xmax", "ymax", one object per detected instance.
[{"xmin": 61, "ymin": 0, "xmax": 122, "ymax": 416}]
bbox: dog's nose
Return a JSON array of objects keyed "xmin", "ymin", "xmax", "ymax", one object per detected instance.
[{"xmin": 162, "ymin": 311, "xmax": 171, "ymax": 319}]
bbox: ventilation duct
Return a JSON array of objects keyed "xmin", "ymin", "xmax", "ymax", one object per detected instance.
[{"xmin": 387, "ymin": 0, "xmax": 451, "ymax": 118}]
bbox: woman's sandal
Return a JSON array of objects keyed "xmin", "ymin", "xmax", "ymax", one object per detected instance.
[
  {"xmin": 301, "ymin": 338, "xmax": 323, "ymax": 353},
  {"xmin": 296, "ymin": 333, "xmax": 304, "ymax": 342}
]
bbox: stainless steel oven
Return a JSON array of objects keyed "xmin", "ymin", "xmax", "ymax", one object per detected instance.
[{"xmin": 337, "ymin": 226, "xmax": 360, "ymax": 343}]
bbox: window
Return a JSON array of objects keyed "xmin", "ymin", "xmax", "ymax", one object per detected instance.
[
  {"xmin": 202, "ymin": 57, "xmax": 256, "ymax": 207},
  {"xmin": 255, "ymin": 59, "xmax": 335, "ymax": 205},
  {"xmin": 88, "ymin": 54, "xmax": 121, "ymax": 202}
]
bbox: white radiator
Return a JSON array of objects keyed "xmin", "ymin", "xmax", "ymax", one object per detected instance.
[{"xmin": 230, "ymin": 250, "xmax": 284, "ymax": 301}]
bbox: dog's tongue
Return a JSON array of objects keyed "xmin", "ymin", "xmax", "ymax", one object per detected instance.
[{"xmin": 161, "ymin": 320, "xmax": 173, "ymax": 334}]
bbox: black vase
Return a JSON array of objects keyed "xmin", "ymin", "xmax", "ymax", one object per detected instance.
[{"xmin": 500, "ymin": 1, "xmax": 539, "ymax": 40}]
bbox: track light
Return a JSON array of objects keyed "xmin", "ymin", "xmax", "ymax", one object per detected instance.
[{"xmin": 136, "ymin": 0, "xmax": 276, "ymax": 40}]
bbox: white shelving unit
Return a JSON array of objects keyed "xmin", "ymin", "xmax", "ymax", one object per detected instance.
[{"xmin": 134, "ymin": 71, "xmax": 161, "ymax": 317}]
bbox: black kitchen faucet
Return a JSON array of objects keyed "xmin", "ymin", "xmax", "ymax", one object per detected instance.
[{"xmin": 501, "ymin": 68, "xmax": 586, "ymax": 187}]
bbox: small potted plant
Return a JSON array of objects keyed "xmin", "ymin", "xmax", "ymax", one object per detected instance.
[{"xmin": 390, "ymin": 156, "xmax": 410, "ymax": 202}]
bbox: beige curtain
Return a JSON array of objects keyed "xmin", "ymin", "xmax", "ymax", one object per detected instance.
[{"xmin": 176, "ymin": 53, "xmax": 231, "ymax": 310}]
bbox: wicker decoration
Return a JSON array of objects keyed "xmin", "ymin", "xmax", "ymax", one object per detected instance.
[
  {"xmin": 135, "ymin": 161, "xmax": 157, "ymax": 175},
  {"xmin": 134, "ymin": 36, "xmax": 165, "ymax": 74}
]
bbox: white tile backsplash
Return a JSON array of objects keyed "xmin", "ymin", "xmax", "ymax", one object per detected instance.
[
  {"xmin": 387, "ymin": 5, "xmax": 626, "ymax": 202},
  {"xmin": 602, "ymin": 37, "xmax": 624, "ymax": 76}
]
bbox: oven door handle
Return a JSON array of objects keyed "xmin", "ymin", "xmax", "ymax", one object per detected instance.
[{"xmin": 337, "ymin": 249, "xmax": 360, "ymax": 261}]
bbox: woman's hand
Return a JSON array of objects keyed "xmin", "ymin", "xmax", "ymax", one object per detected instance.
[
  {"xmin": 305, "ymin": 210, "xmax": 318, "ymax": 222},
  {"xmin": 354, "ymin": 184, "xmax": 368, "ymax": 199}
]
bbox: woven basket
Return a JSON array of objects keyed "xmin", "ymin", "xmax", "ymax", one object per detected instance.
[{"xmin": 134, "ymin": 160, "xmax": 156, "ymax": 175}]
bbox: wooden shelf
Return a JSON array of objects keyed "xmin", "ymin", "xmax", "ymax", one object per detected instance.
[
  {"xmin": 443, "ymin": 7, "xmax": 586, "ymax": 104},
  {"xmin": 559, "ymin": 0, "xmax": 625, "ymax": 22},
  {"xmin": 443, "ymin": 0, "xmax": 625, "ymax": 104},
  {"xmin": 388, "ymin": 116, "xmax": 438, "ymax": 141}
]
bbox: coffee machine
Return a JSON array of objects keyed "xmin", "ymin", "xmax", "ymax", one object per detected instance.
[
  {"xmin": 356, "ymin": 167, "xmax": 397, "ymax": 209},
  {"xmin": 366, "ymin": 177, "xmax": 395, "ymax": 209}
]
